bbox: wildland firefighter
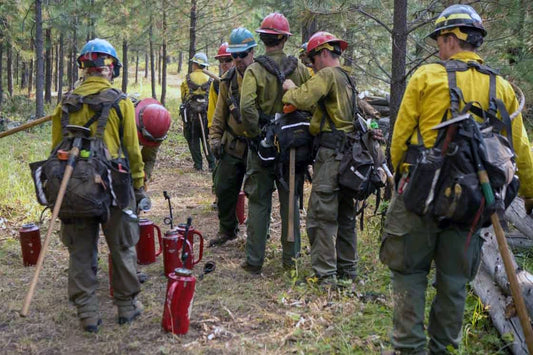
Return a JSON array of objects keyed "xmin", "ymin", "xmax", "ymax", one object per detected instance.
[
  {"xmin": 49, "ymin": 38, "xmax": 146, "ymax": 332},
  {"xmin": 207, "ymin": 42, "xmax": 234, "ymax": 129},
  {"xmin": 135, "ymin": 98, "xmax": 172, "ymax": 182},
  {"xmin": 283, "ymin": 31, "xmax": 385, "ymax": 287},
  {"xmin": 207, "ymin": 42, "xmax": 235, "ymax": 209},
  {"xmin": 380, "ymin": 5, "xmax": 533, "ymax": 354},
  {"xmin": 239, "ymin": 12, "xmax": 311, "ymax": 273},
  {"xmin": 180, "ymin": 52, "xmax": 216, "ymax": 171},
  {"xmin": 209, "ymin": 27, "xmax": 257, "ymax": 247}
]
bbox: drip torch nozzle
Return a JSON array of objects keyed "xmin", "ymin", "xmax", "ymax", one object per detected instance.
[{"xmin": 163, "ymin": 191, "xmax": 174, "ymax": 229}]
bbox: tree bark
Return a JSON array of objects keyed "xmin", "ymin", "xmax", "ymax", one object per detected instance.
[
  {"xmin": 144, "ymin": 51, "xmax": 148, "ymax": 79},
  {"xmin": 54, "ymin": 42, "xmax": 59, "ymax": 93},
  {"xmin": 178, "ymin": 51, "xmax": 183, "ymax": 73},
  {"xmin": 71, "ymin": 23, "xmax": 78, "ymax": 87},
  {"xmin": 135, "ymin": 51, "xmax": 139, "ymax": 85},
  {"xmin": 160, "ymin": 3, "xmax": 167, "ymax": 105},
  {"xmin": 149, "ymin": 19, "xmax": 156, "ymax": 99},
  {"xmin": 158, "ymin": 45, "xmax": 161, "ymax": 85},
  {"xmin": 122, "ymin": 39, "xmax": 128, "ymax": 93},
  {"xmin": 188, "ymin": 0, "xmax": 197, "ymax": 74},
  {"xmin": 7, "ymin": 42, "xmax": 13, "ymax": 97},
  {"xmin": 45, "ymin": 27, "xmax": 52, "ymax": 104},
  {"xmin": 35, "ymin": 0, "xmax": 45, "ymax": 117},
  {"xmin": 57, "ymin": 33, "xmax": 64, "ymax": 104},
  {"xmin": 385, "ymin": 0, "xmax": 408, "ymax": 199}
]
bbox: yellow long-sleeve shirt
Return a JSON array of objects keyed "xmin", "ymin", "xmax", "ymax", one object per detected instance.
[
  {"xmin": 51, "ymin": 76, "xmax": 145, "ymax": 189},
  {"xmin": 391, "ymin": 51, "xmax": 533, "ymax": 198}
]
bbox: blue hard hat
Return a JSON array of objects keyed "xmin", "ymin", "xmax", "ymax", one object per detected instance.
[
  {"xmin": 191, "ymin": 52, "xmax": 209, "ymax": 67},
  {"xmin": 77, "ymin": 38, "xmax": 122, "ymax": 78},
  {"xmin": 227, "ymin": 27, "xmax": 257, "ymax": 53}
]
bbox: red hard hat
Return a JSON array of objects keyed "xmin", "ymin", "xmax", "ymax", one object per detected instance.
[
  {"xmin": 307, "ymin": 31, "xmax": 348, "ymax": 54},
  {"xmin": 135, "ymin": 98, "xmax": 172, "ymax": 147},
  {"xmin": 214, "ymin": 42, "xmax": 231, "ymax": 59},
  {"xmin": 255, "ymin": 12, "xmax": 292, "ymax": 36}
]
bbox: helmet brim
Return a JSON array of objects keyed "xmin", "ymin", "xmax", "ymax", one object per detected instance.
[
  {"xmin": 226, "ymin": 43, "xmax": 257, "ymax": 53},
  {"xmin": 255, "ymin": 28, "xmax": 292, "ymax": 36}
]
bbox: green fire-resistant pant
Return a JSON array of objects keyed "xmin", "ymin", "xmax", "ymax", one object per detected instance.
[
  {"xmin": 141, "ymin": 145, "xmax": 159, "ymax": 181},
  {"xmin": 214, "ymin": 152, "xmax": 247, "ymax": 236},
  {"xmin": 60, "ymin": 187, "xmax": 141, "ymax": 320},
  {"xmin": 183, "ymin": 113, "xmax": 215, "ymax": 171},
  {"xmin": 243, "ymin": 151, "xmax": 302, "ymax": 268},
  {"xmin": 306, "ymin": 147, "xmax": 357, "ymax": 279},
  {"xmin": 380, "ymin": 192, "xmax": 483, "ymax": 354}
]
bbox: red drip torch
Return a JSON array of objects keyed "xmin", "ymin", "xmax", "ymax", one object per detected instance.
[{"xmin": 162, "ymin": 217, "xmax": 196, "ymax": 335}]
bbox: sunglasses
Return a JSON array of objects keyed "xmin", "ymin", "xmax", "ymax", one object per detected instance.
[
  {"xmin": 231, "ymin": 50, "xmax": 250, "ymax": 59},
  {"xmin": 219, "ymin": 58, "xmax": 233, "ymax": 63}
]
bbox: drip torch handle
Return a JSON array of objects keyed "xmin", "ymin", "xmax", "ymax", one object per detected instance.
[{"xmin": 181, "ymin": 217, "xmax": 193, "ymax": 267}]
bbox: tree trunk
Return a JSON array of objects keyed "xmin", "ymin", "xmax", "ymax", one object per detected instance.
[
  {"xmin": 122, "ymin": 39, "xmax": 128, "ymax": 93},
  {"xmin": 21, "ymin": 62, "xmax": 27, "ymax": 90},
  {"xmin": 54, "ymin": 42, "xmax": 59, "ymax": 92},
  {"xmin": 57, "ymin": 33, "xmax": 64, "ymax": 104},
  {"xmin": 35, "ymin": 0, "xmax": 45, "ymax": 118},
  {"xmin": 178, "ymin": 51, "xmax": 183, "ymax": 73},
  {"xmin": 301, "ymin": 16, "xmax": 317, "ymax": 42},
  {"xmin": 160, "ymin": 5, "xmax": 167, "ymax": 106},
  {"xmin": 29, "ymin": 42, "xmax": 34, "ymax": 97},
  {"xmin": 144, "ymin": 51, "xmax": 148, "ymax": 79},
  {"xmin": 135, "ymin": 52, "xmax": 139, "ymax": 85},
  {"xmin": 15, "ymin": 52, "xmax": 19, "ymax": 86},
  {"xmin": 72, "ymin": 24, "xmax": 78, "ymax": 87},
  {"xmin": 385, "ymin": 0, "xmax": 408, "ymax": 199},
  {"xmin": 156, "ymin": 46, "xmax": 160, "ymax": 85},
  {"xmin": 7, "ymin": 42, "xmax": 13, "ymax": 97},
  {"xmin": 45, "ymin": 27, "xmax": 52, "ymax": 104},
  {"xmin": 149, "ymin": 19, "xmax": 156, "ymax": 99},
  {"xmin": 188, "ymin": 0, "xmax": 197, "ymax": 74}
]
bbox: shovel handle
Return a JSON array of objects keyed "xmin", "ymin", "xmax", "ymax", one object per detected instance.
[{"xmin": 287, "ymin": 148, "xmax": 296, "ymax": 243}]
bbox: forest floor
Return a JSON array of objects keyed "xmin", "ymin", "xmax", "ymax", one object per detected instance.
[{"xmin": 0, "ymin": 73, "xmax": 506, "ymax": 354}]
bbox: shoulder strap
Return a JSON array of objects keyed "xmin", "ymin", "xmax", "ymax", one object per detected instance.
[{"xmin": 440, "ymin": 60, "xmax": 513, "ymax": 149}]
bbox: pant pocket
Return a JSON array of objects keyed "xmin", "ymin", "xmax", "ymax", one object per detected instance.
[{"xmin": 379, "ymin": 233, "xmax": 410, "ymax": 273}]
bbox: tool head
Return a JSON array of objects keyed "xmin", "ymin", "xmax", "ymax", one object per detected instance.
[
  {"xmin": 431, "ymin": 113, "xmax": 471, "ymax": 130},
  {"xmin": 65, "ymin": 125, "xmax": 91, "ymax": 138}
]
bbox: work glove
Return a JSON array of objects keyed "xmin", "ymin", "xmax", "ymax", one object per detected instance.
[
  {"xmin": 211, "ymin": 139, "xmax": 223, "ymax": 160},
  {"xmin": 134, "ymin": 186, "xmax": 151, "ymax": 212},
  {"xmin": 525, "ymin": 198, "xmax": 533, "ymax": 215},
  {"xmin": 370, "ymin": 128, "xmax": 385, "ymax": 143}
]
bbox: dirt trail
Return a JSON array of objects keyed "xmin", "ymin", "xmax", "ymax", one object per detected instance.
[{"xmin": 0, "ymin": 119, "xmax": 316, "ymax": 354}]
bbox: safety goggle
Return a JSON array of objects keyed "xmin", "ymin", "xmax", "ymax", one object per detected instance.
[{"xmin": 231, "ymin": 49, "xmax": 251, "ymax": 59}]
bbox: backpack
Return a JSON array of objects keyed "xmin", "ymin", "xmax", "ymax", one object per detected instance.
[
  {"xmin": 186, "ymin": 75, "xmax": 212, "ymax": 115},
  {"xmin": 319, "ymin": 68, "xmax": 386, "ymax": 204},
  {"xmin": 403, "ymin": 60, "xmax": 519, "ymax": 228},
  {"xmin": 30, "ymin": 88, "xmax": 131, "ymax": 223},
  {"xmin": 253, "ymin": 55, "xmax": 310, "ymax": 169}
]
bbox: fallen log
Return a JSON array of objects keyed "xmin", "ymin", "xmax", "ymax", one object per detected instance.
[
  {"xmin": 471, "ymin": 266, "xmax": 529, "ymax": 355},
  {"xmin": 479, "ymin": 227, "xmax": 533, "ymax": 320},
  {"xmin": 507, "ymin": 231, "xmax": 533, "ymax": 251},
  {"xmin": 505, "ymin": 198, "xmax": 533, "ymax": 240}
]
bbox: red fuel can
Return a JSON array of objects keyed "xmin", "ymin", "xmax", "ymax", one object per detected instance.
[
  {"xmin": 162, "ymin": 229, "xmax": 195, "ymax": 276},
  {"xmin": 19, "ymin": 223, "xmax": 42, "ymax": 266},
  {"xmin": 236, "ymin": 190, "xmax": 246, "ymax": 225},
  {"xmin": 162, "ymin": 267, "xmax": 196, "ymax": 335},
  {"xmin": 136, "ymin": 218, "xmax": 162, "ymax": 265}
]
